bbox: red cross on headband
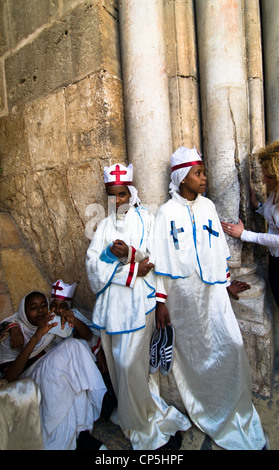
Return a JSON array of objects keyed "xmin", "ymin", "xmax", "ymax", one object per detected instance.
[
  {"xmin": 103, "ymin": 163, "xmax": 133, "ymax": 187},
  {"xmin": 51, "ymin": 280, "xmax": 77, "ymax": 302}
]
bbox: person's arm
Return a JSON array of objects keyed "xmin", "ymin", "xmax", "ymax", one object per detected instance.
[
  {"xmin": 10, "ymin": 325, "xmax": 24, "ymax": 349},
  {"xmin": 155, "ymin": 275, "xmax": 170, "ymax": 329},
  {"xmin": 221, "ymin": 219, "xmax": 279, "ymax": 248},
  {"xmin": 4, "ymin": 313, "xmax": 57, "ymax": 383},
  {"xmin": 241, "ymin": 229, "xmax": 279, "ymax": 248}
]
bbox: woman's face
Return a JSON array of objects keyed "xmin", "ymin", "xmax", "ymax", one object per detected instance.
[
  {"xmin": 262, "ymin": 166, "xmax": 278, "ymax": 193},
  {"xmin": 25, "ymin": 293, "xmax": 48, "ymax": 326}
]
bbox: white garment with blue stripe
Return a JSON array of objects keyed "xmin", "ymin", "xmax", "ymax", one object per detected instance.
[
  {"xmin": 153, "ymin": 192, "xmax": 266, "ymax": 450},
  {"xmin": 86, "ymin": 204, "xmax": 191, "ymax": 450},
  {"xmin": 86, "ymin": 206, "xmax": 156, "ymax": 334},
  {"xmin": 154, "ymin": 191, "xmax": 231, "ymax": 283}
]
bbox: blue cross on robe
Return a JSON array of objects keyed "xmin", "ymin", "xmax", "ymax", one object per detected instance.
[
  {"xmin": 203, "ymin": 219, "xmax": 219, "ymax": 248},
  {"xmin": 170, "ymin": 220, "xmax": 184, "ymax": 250}
]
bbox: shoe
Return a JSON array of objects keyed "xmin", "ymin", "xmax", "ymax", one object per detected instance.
[
  {"xmin": 160, "ymin": 325, "xmax": 175, "ymax": 376},
  {"xmin": 76, "ymin": 431, "xmax": 107, "ymax": 450},
  {"xmin": 149, "ymin": 328, "xmax": 165, "ymax": 373},
  {"xmin": 158, "ymin": 431, "xmax": 182, "ymax": 450}
]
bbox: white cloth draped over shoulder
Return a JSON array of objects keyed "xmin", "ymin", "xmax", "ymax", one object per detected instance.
[
  {"xmin": 86, "ymin": 206, "xmax": 156, "ymax": 334},
  {"xmin": 154, "ymin": 192, "xmax": 231, "ymax": 284}
]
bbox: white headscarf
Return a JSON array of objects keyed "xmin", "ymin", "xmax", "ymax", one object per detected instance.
[
  {"xmin": 0, "ymin": 292, "xmax": 55, "ymax": 365},
  {"xmin": 169, "ymin": 147, "xmax": 203, "ymax": 195}
]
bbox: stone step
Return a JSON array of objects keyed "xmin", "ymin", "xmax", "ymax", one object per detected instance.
[{"xmin": 0, "ymin": 212, "xmax": 51, "ymax": 321}]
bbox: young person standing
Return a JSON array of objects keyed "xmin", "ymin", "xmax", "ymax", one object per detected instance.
[
  {"xmin": 86, "ymin": 163, "xmax": 191, "ymax": 450},
  {"xmin": 153, "ymin": 147, "xmax": 267, "ymax": 450}
]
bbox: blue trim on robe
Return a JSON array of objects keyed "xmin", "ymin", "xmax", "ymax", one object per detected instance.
[
  {"xmin": 154, "ymin": 204, "xmax": 231, "ymax": 285},
  {"xmin": 92, "ymin": 306, "xmax": 155, "ymax": 335}
]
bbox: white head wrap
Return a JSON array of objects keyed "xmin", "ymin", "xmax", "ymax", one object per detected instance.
[
  {"xmin": 51, "ymin": 280, "xmax": 77, "ymax": 308},
  {"xmin": 0, "ymin": 292, "xmax": 55, "ymax": 364},
  {"xmin": 169, "ymin": 147, "xmax": 203, "ymax": 195},
  {"xmin": 103, "ymin": 163, "xmax": 141, "ymax": 206}
]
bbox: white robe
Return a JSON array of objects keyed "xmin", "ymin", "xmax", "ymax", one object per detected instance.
[
  {"xmin": 21, "ymin": 338, "xmax": 106, "ymax": 450},
  {"xmin": 0, "ymin": 295, "xmax": 107, "ymax": 450},
  {"xmin": 154, "ymin": 192, "xmax": 266, "ymax": 450},
  {"xmin": 86, "ymin": 206, "xmax": 156, "ymax": 334},
  {"xmin": 0, "ymin": 378, "xmax": 43, "ymax": 450},
  {"xmin": 86, "ymin": 206, "xmax": 191, "ymax": 450}
]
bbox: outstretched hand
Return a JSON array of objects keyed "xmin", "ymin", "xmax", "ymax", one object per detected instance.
[
  {"xmin": 34, "ymin": 311, "xmax": 58, "ymax": 341},
  {"xmin": 221, "ymin": 219, "xmax": 245, "ymax": 239},
  {"xmin": 227, "ymin": 280, "xmax": 251, "ymax": 300}
]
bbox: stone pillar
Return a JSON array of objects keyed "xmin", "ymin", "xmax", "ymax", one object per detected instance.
[
  {"xmin": 195, "ymin": 0, "xmax": 273, "ymax": 395},
  {"xmin": 195, "ymin": 0, "xmax": 249, "ymax": 267},
  {"xmin": 261, "ymin": 0, "xmax": 279, "ymax": 143},
  {"xmin": 245, "ymin": 0, "xmax": 266, "ymax": 212},
  {"xmin": 163, "ymin": 0, "xmax": 201, "ymax": 152},
  {"xmin": 118, "ymin": 0, "xmax": 172, "ymax": 209}
]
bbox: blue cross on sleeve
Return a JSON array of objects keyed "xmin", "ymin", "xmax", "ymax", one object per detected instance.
[
  {"xmin": 170, "ymin": 220, "xmax": 184, "ymax": 250},
  {"xmin": 203, "ymin": 219, "xmax": 219, "ymax": 248}
]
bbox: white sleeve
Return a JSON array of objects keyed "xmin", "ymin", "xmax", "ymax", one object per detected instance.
[
  {"xmin": 155, "ymin": 275, "xmax": 168, "ymax": 303},
  {"xmin": 241, "ymin": 229, "xmax": 279, "ymax": 248}
]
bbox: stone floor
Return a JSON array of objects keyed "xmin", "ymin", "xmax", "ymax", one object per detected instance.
[{"xmin": 92, "ymin": 357, "xmax": 279, "ymax": 451}]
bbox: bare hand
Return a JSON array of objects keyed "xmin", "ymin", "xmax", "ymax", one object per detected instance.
[
  {"xmin": 10, "ymin": 326, "xmax": 24, "ymax": 349},
  {"xmin": 227, "ymin": 280, "xmax": 251, "ymax": 300},
  {"xmin": 155, "ymin": 302, "xmax": 170, "ymax": 329},
  {"xmin": 110, "ymin": 240, "xmax": 129, "ymax": 258},
  {"xmin": 221, "ymin": 219, "xmax": 245, "ymax": 239},
  {"xmin": 59, "ymin": 308, "xmax": 75, "ymax": 329},
  {"xmin": 137, "ymin": 258, "xmax": 155, "ymax": 277},
  {"xmin": 34, "ymin": 312, "xmax": 58, "ymax": 342}
]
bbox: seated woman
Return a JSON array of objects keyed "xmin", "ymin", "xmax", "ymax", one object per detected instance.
[{"xmin": 0, "ymin": 291, "xmax": 107, "ymax": 450}]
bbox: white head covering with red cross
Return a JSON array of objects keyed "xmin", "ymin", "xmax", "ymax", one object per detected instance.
[
  {"xmin": 51, "ymin": 280, "xmax": 77, "ymax": 307},
  {"xmin": 103, "ymin": 163, "xmax": 133, "ymax": 187},
  {"xmin": 103, "ymin": 163, "xmax": 141, "ymax": 206}
]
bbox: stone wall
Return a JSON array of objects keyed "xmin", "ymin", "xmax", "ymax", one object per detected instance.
[{"xmin": 0, "ymin": 0, "xmax": 126, "ymax": 311}]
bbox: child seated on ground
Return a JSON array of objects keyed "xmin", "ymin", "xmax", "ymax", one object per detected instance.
[{"xmin": 0, "ymin": 289, "xmax": 107, "ymax": 450}]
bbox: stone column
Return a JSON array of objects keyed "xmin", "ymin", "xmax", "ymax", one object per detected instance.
[
  {"xmin": 261, "ymin": 0, "xmax": 279, "ymax": 143},
  {"xmin": 195, "ymin": 0, "xmax": 250, "ymax": 267},
  {"xmin": 118, "ymin": 0, "xmax": 172, "ymax": 209},
  {"xmin": 163, "ymin": 0, "xmax": 201, "ymax": 152},
  {"xmin": 195, "ymin": 0, "xmax": 273, "ymax": 395},
  {"xmin": 244, "ymin": 0, "xmax": 266, "ymax": 232}
]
